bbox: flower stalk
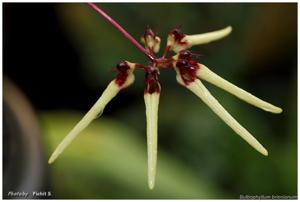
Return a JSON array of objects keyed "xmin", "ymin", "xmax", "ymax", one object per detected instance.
[{"xmin": 86, "ymin": 2, "xmax": 156, "ymax": 62}]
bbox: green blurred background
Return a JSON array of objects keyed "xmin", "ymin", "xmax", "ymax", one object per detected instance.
[{"xmin": 3, "ymin": 3, "xmax": 297, "ymax": 199}]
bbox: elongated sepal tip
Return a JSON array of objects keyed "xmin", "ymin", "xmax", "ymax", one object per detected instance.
[
  {"xmin": 148, "ymin": 178, "xmax": 155, "ymax": 190},
  {"xmin": 262, "ymin": 148, "xmax": 268, "ymax": 156},
  {"xmin": 252, "ymin": 142, "xmax": 268, "ymax": 156},
  {"xmin": 185, "ymin": 26, "xmax": 232, "ymax": 47},
  {"xmin": 222, "ymin": 26, "xmax": 232, "ymax": 35},
  {"xmin": 264, "ymin": 106, "xmax": 283, "ymax": 114},
  {"xmin": 48, "ymin": 154, "xmax": 56, "ymax": 164},
  {"xmin": 48, "ymin": 147, "xmax": 67, "ymax": 164},
  {"xmin": 49, "ymin": 143, "xmax": 70, "ymax": 164}
]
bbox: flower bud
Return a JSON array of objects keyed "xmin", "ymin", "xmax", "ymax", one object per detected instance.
[{"xmin": 142, "ymin": 27, "xmax": 161, "ymax": 53}]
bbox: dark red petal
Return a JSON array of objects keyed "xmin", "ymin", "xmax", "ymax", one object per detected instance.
[{"xmin": 115, "ymin": 61, "xmax": 130, "ymax": 86}]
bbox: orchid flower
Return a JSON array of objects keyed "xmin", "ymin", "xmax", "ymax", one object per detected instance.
[{"xmin": 49, "ymin": 3, "xmax": 282, "ymax": 190}]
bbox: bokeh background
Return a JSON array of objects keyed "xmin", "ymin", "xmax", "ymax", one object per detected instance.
[{"xmin": 3, "ymin": 3, "xmax": 297, "ymax": 199}]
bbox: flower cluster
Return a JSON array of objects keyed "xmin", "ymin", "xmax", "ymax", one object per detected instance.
[{"xmin": 49, "ymin": 4, "xmax": 282, "ymax": 190}]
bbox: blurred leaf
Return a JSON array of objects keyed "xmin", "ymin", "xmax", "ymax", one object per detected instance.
[{"xmin": 41, "ymin": 112, "xmax": 225, "ymax": 199}]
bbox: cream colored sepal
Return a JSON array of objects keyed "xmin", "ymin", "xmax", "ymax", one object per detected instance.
[
  {"xmin": 48, "ymin": 81, "xmax": 122, "ymax": 164},
  {"xmin": 144, "ymin": 92, "xmax": 160, "ymax": 189},
  {"xmin": 197, "ymin": 64, "xmax": 282, "ymax": 114},
  {"xmin": 176, "ymin": 75, "xmax": 268, "ymax": 156},
  {"xmin": 185, "ymin": 26, "xmax": 232, "ymax": 47},
  {"xmin": 168, "ymin": 26, "xmax": 232, "ymax": 53}
]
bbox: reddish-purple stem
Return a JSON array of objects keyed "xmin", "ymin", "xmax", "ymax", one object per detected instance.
[
  {"xmin": 162, "ymin": 45, "xmax": 171, "ymax": 58},
  {"xmin": 86, "ymin": 3, "xmax": 156, "ymax": 62}
]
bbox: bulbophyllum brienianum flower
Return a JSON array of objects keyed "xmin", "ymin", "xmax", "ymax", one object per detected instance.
[{"xmin": 49, "ymin": 3, "xmax": 283, "ymax": 190}]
